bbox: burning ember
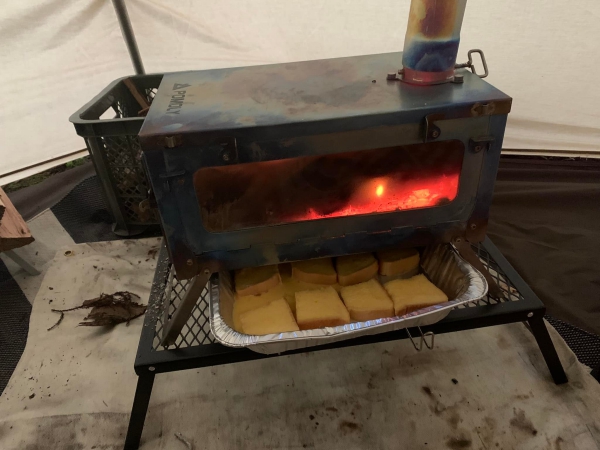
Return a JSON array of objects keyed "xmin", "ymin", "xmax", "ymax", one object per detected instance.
[
  {"xmin": 194, "ymin": 141, "xmax": 464, "ymax": 231},
  {"xmin": 299, "ymin": 172, "xmax": 459, "ymax": 221}
]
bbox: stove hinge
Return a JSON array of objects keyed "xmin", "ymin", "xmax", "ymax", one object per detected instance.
[
  {"xmin": 423, "ymin": 98, "xmax": 511, "ymax": 142},
  {"xmin": 469, "ymin": 136, "xmax": 495, "ymax": 153}
]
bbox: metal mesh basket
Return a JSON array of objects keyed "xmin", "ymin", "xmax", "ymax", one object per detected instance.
[{"xmin": 70, "ymin": 75, "xmax": 163, "ymax": 236}]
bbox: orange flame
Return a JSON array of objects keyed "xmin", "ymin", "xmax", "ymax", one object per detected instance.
[{"xmin": 298, "ymin": 173, "xmax": 459, "ymax": 221}]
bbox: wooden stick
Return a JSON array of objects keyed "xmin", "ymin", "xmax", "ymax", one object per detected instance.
[
  {"xmin": 0, "ymin": 193, "xmax": 5, "ymax": 222},
  {"xmin": 123, "ymin": 78, "xmax": 150, "ymax": 109},
  {"xmin": 137, "ymin": 106, "xmax": 150, "ymax": 117}
]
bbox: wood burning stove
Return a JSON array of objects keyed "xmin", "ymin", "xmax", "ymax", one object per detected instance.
[
  {"xmin": 139, "ymin": 51, "xmax": 511, "ymax": 345},
  {"xmin": 140, "ymin": 52, "xmax": 511, "ymax": 282}
]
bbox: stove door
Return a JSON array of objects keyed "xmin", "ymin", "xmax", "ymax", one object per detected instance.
[{"xmin": 194, "ymin": 140, "xmax": 464, "ymax": 232}]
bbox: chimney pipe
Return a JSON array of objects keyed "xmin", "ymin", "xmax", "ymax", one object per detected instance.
[{"xmin": 401, "ymin": 0, "xmax": 468, "ymax": 85}]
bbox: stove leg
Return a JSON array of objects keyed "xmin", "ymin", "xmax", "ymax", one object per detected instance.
[
  {"xmin": 527, "ymin": 315, "xmax": 568, "ymax": 385},
  {"xmin": 124, "ymin": 373, "xmax": 155, "ymax": 450}
]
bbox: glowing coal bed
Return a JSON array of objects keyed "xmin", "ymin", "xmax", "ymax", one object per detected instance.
[
  {"xmin": 194, "ymin": 141, "xmax": 464, "ymax": 232},
  {"xmin": 298, "ymin": 172, "xmax": 459, "ymax": 221}
]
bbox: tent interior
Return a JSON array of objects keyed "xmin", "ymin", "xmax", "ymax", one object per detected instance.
[{"xmin": 0, "ymin": 1, "xmax": 599, "ymax": 449}]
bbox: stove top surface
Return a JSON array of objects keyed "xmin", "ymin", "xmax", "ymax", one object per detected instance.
[{"xmin": 141, "ymin": 52, "xmax": 510, "ymax": 139}]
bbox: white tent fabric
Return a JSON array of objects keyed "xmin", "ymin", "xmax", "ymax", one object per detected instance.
[{"xmin": 1, "ymin": 0, "xmax": 600, "ymax": 184}]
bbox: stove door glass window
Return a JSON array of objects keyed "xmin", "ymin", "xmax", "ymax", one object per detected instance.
[{"xmin": 193, "ymin": 140, "xmax": 464, "ymax": 232}]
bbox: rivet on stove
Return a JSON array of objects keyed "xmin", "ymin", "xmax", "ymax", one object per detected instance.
[
  {"xmin": 149, "ymin": 366, "xmax": 155, "ymax": 372},
  {"xmin": 186, "ymin": 259, "xmax": 193, "ymax": 266},
  {"xmin": 527, "ymin": 312, "xmax": 534, "ymax": 318},
  {"xmin": 432, "ymin": 130, "xmax": 440, "ymax": 138},
  {"xmin": 470, "ymin": 223, "xmax": 477, "ymax": 230},
  {"xmin": 164, "ymin": 136, "xmax": 181, "ymax": 148}
]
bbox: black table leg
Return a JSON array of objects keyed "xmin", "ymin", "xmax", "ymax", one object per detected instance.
[
  {"xmin": 528, "ymin": 315, "xmax": 568, "ymax": 385},
  {"xmin": 124, "ymin": 373, "xmax": 156, "ymax": 450}
]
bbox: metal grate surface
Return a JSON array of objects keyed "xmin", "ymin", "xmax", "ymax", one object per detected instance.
[
  {"xmin": 457, "ymin": 243, "xmax": 524, "ymax": 307},
  {"xmin": 149, "ymin": 247, "xmax": 215, "ymax": 351},
  {"xmin": 149, "ymin": 243, "xmax": 522, "ymax": 352}
]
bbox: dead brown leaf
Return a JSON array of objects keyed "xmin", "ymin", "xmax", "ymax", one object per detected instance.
[{"xmin": 49, "ymin": 291, "xmax": 146, "ymax": 329}]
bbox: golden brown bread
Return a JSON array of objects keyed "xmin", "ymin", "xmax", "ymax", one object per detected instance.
[
  {"xmin": 232, "ymin": 284, "xmax": 285, "ymax": 332},
  {"xmin": 336, "ymin": 253, "xmax": 378, "ymax": 286},
  {"xmin": 377, "ymin": 247, "xmax": 420, "ymax": 277},
  {"xmin": 279, "ymin": 263, "xmax": 341, "ymax": 314},
  {"xmin": 234, "ymin": 265, "xmax": 281, "ymax": 296},
  {"xmin": 291, "ymin": 258, "xmax": 337, "ymax": 285},
  {"xmin": 384, "ymin": 274, "xmax": 448, "ymax": 316},
  {"xmin": 295, "ymin": 286, "xmax": 350, "ymax": 330},
  {"xmin": 239, "ymin": 298, "xmax": 299, "ymax": 335},
  {"xmin": 340, "ymin": 279, "xmax": 395, "ymax": 321}
]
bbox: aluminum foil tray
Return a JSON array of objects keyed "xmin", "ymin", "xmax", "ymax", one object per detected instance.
[{"xmin": 209, "ymin": 244, "xmax": 488, "ymax": 354}]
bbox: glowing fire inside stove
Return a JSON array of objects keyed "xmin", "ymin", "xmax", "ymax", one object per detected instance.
[
  {"xmin": 298, "ymin": 172, "xmax": 460, "ymax": 221},
  {"xmin": 194, "ymin": 140, "xmax": 465, "ymax": 231}
]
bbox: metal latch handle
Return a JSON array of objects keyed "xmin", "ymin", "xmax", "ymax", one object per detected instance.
[
  {"xmin": 406, "ymin": 326, "xmax": 435, "ymax": 351},
  {"xmin": 456, "ymin": 49, "xmax": 489, "ymax": 79}
]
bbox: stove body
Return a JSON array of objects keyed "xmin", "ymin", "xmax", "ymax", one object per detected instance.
[{"xmin": 140, "ymin": 52, "xmax": 511, "ymax": 279}]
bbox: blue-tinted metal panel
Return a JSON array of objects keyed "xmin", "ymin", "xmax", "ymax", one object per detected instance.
[
  {"xmin": 140, "ymin": 52, "xmax": 511, "ymax": 278},
  {"xmin": 140, "ymin": 52, "xmax": 509, "ymax": 143}
]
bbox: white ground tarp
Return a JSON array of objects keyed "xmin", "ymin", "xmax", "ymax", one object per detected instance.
[
  {"xmin": 1, "ymin": 0, "xmax": 600, "ymax": 184},
  {"xmin": 1, "ymin": 238, "xmax": 600, "ymax": 449}
]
